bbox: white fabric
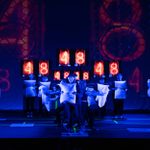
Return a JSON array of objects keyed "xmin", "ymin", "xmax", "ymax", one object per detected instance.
[
  {"xmin": 24, "ymin": 80, "xmax": 37, "ymax": 97},
  {"xmin": 41, "ymin": 91, "xmax": 51, "ymax": 111},
  {"xmin": 86, "ymin": 88, "xmax": 97, "ymax": 106},
  {"xmin": 58, "ymin": 81, "xmax": 77, "ymax": 104},
  {"xmin": 87, "ymin": 96, "xmax": 96, "ymax": 107},
  {"xmin": 114, "ymin": 81, "xmax": 127, "ymax": 99},
  {"xmin": 24, "ymin": 80, "xmax": 36, "ymax": 86},
  {"xmin": 38, "ymin": 81, "xmax": 51, "ymax": 111},
  {"xmin": 95, "ymin": 84, "xmax": 109, "ymax": 108},
  {"xmin": 39, "ymin": 81, "xmax": 51, "ymax": 88},
  {"xmin": 38, "ymin": 81, "xmax": 51, "ymax": 97}
]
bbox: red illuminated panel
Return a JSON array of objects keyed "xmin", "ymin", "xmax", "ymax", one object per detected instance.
[
  {"xmin": 83, "ymin": 71, "xmax": 89, "ymax": 80},
  {"xmin": 39, "ymin": 61, "xmax": 49, "ymax": 75},
  {"xmin": 23, "ymin": 60, "xmax": 34, "ymax": 75},
  {"xmin": 75, "ymin": 50, "xmax": 85, "ymax": 65},
  {"xmin": 59, "ymin": 49, "xmax": 70, "ymax": 66},
  {"xmin": 54, "ymin": 71, "xmax": 61, "ymax": 80},
  {"xmin": 109, "ymin": 61, "xmax": 119, "ymax": 76},
  {"xmin": 64, "ymin": 71, "xmax": 70, "ymax": 79},
  {"xmin": 74, "ymin": 71, "xmax": 80, "ymax": 80},
  {"xmin": 94, "ymin": 61, "xmax": 104, "ymax": 76}
]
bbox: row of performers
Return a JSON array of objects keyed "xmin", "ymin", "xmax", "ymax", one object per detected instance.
[{"xmin": 23, "ymin": 73, "xmax": 127, "ymax": 130}]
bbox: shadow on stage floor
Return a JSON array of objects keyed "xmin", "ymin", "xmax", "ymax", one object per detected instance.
[{"xmin": 0, "ymin": 111, "xmax": 150, "ymax": 149}]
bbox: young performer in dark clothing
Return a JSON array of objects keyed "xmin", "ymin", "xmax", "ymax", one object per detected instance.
[
  {"xmin": 57, "ymin": 73, "xmax": 79, "ymax": 130},
  {"xmin": 113, "ymin": 73, "xmax": 127, "ymax": 119},
  {"xmin": 23, "ymin": 74, "xmax": 37, "ymax": 118},
  {"xmin": 95, "ymin": 76, "xmax": 109, "ymax": 118},
  {"xmin": 85, "ymin": 85, "xmax": 103, "ymax": 130},
  {"xmin": 76, "ymin": 80, "xmax": 88, "ymax": 128}
]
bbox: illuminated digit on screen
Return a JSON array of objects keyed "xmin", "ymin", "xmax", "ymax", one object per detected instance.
[
  {"xmin": 75, "ymin": 50, "xmax": 85, "ymax": 65},
  {"xmin": 39, "ymin": 61, "xmax": 49, "ymax": 75},
  {"xmin": 94, "ymin": 61, "xmax": 104, "ymax": 76},
  {"xmin": 109, "ymin": 62, "xmax": 119, "ymax": 76},
  {"xmin": 64, "ymin": 71, "xmax": 70, "ymax": 79},
  {"xmin": 98, "ymin": 0, "xmax": 145, "ymax": 61},
  {"xmin": 128, "ymin": 67, "xmax": 141, "ymax": 93},
  {"xmin": 0, "ymin": 0, "xmax": 30, "ymax": 58},
  {"xmin": 0, "ymin": 69, "xmax": 10, "ymax": 92},
  {"xmin": 99, "ymin": 0, "xmax": 141, "ymax": 26},
  {"xmin": 100, "ymin": 26, "xmax": 145, "ymax": 61},
  {"xmin": 74, "ymin": 71, "xmax": 80, "ymax": 80},
  {"xmin": 54, "ymin": 71, "xmax": 60, "ymax": 80},
  {"xmin": 23, "ymin": 60, "xmax": 33, "ymax": 75},
  {"xmin": 98, "ymin": 0, "xmax": 145, "ymax": 92},
  {"xmin": 59, "ymin": 49, "xmax": 70, "ymax": 66},
  {"xmin": 83, "ymin": 71, "xmax": 89, "ymax": 80}
]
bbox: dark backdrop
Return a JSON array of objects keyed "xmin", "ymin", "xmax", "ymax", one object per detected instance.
[{"xmin": 0, "ymin": 0, "xmax": 150, "ymax": 111}]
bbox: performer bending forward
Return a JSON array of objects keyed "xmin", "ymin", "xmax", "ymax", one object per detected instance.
[{"xmin": 57, "ymin": 73, "xmax": 79, "ymax": 130}]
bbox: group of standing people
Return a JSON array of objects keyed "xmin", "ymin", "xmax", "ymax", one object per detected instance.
[
  {"xmin": 55, "ymin": 73, "xmax": 111, "ymax": 130},
  {"xmin": 23, "ymin": 72, "xmax": 127, "ymax": 131}
]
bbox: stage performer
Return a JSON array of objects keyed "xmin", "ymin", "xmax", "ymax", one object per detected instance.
[
  {"xmin": 113, "ymin": 73, "xmax": 127, "ymax": 119},
  {"xmin": 23, "ymin": 74, "xmax": 37, "ymax": 118},
  {"xmin": 57, "ymin": 73, "xmax": 79, "ymax": 130}
]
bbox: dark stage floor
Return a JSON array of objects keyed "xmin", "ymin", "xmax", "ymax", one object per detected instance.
[{"xmin": 0, "ymin": 112, "xmax": 150, "ymax": 149}]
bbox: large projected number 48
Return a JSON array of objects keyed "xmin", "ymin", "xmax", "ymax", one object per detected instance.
[
  {"xmin": 0, "ymin": 0, "xmax": 31, "ymax": 58},
  {"xmin": 98, "ymin": 0, "xmax": 145, "ymax": 92}
]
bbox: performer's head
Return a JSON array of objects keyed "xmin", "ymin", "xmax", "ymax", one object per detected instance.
[
  {"xmin": 116, "ymin": 73, "xmax": 123, "ymax": 81},
  {"xmin": 52, "ymin": 84, "xmax": 60, "ymax": 91},
  {"xmin": 41, "ymin": 76, "xmax": 49, "ymax": 82},
  {"xmin": 99, "ymin": 75, "xmax": 105, "ymax": 84},
  {"xmin": 28, "ymin": 74, "xmax": 35, "ymax": 80},
  {"xmin": 67, "ymin": 73, "xmax": 77, "ymax": 83}
]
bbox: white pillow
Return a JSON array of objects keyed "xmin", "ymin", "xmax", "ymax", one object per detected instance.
[
  {"xmin": 96, "ymin": 83, "xmax": 109, "ymax": 108},
  {"xmin": 58, "ymin": 82, "xmax": 77, "ymax": 104},
  {"xmin": 24, "ymin": 80, "xmax": 36, "ymax": 86},
  {"xmin": 40, "ymin": 81, "xmax": 51, "ymax": 89}
]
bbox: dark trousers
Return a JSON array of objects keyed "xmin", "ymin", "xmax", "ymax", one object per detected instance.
[
  {"xmin": 37, "ymin": 97, "xmax": 43, "ymax": 115},
  {"xmin": 56, "ymin": 102, "xmax": 78, "ymax": 128},
  {"xmin": 64, "ymin": 102, "xmax": 79, "ymax": 128},
  {"xmin": 56, "ymin": 103, "xmax": 65, "ymax": 125},
  {"xmin": 25, "ymin": 97, "xmax": 35, "ymax": 114},
  {"xmin": 88, "ymin": 104, "xmax": 99, "ymax": 128},
  {"xmin": 113, "ymin": 99, "xmax": 124, "ymax": 116},
  {"xmin": 77, "ymin": 101, "xmax": 88, "ymax": 127}
]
